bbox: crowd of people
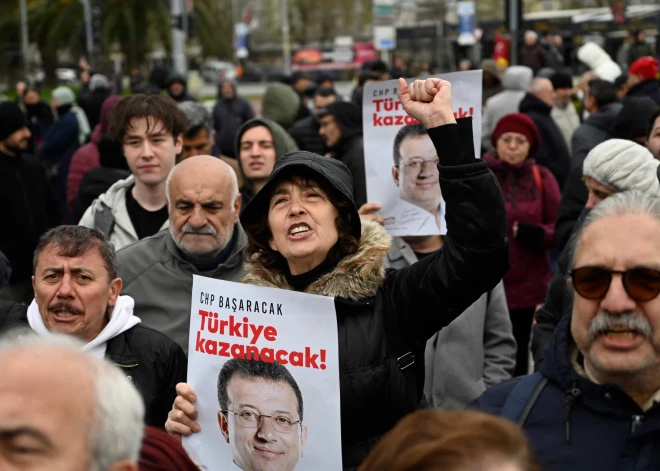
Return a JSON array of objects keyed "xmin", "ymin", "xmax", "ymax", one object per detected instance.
[{"xmin": 1, "ymin": 34, "xmax": 660, "ymax": 471}]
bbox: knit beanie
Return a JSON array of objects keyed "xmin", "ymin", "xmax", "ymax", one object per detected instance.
[
  {"xmin": 629, "ymin": 56, "xmax": 659, "ymax": 81},
  {"xmin": 583, "ymin": 139, "xmax": 660, "ymax": 195},
  {"xmin": 491, "ymin": 113, "xmax": 541, "ymax": 157},
  {"xmin": 0, "ymin": 102, "xmax": 28, "ymax": 141},
  {"xmin": 52, "ymin": 86, "xmax": 75, "ymax": 106},
  {"xmin": 90, "ymin": 74, "xmax": 110, "ymax": 91},
  {"xmin": 139, "ymin": 426, "xmax": 199, "ymax": 471}
]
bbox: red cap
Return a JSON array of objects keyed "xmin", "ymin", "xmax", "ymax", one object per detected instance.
[
  {"xmin": 629, "ymin": 56, "xmax": 659, "ymax": 81},
  {"xmin": 491, "ymin": 113, "xmax": 541, "ymax": 157}
]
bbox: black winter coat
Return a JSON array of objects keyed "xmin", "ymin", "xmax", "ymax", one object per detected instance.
[
  {"xmin": 0, "ymin": 303, "xmax": 187, "ymax": 428},
  {"xmin": 242, "ymin": 118, "xmax": 509, "ymax": 469},
  {"xmin": 213, "ymin": 96, "xmax": 255, "ymax": 158},
  {"xmin": 0, "ymin": 151, "xmax": 59, "ymax": 284},
  {"xmin": 290, "ymin": 115, "xmax": 327, "ymax": 155},
  {"xmin": 330, "ymin": 134, "xmax": 368, "ymax": 209},
  {"xmin": 520, "ymin": 93, "xmax": 571, "ymax": 189},
  {"xmin": 627, "ymin": 80, "xmax": 660, "ymax": 106},
  {"xmin": 476, "ymin": 312, "xmax": 660, "ymax": 471},
  {"xmin": 557, "ymin": 103, "xmax": 622, "ymax": 250}
]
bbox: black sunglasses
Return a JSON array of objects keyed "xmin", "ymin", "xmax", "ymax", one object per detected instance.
[{"xmin": 570, "ymin": 266, "xmax": 660, "ymax": 302}]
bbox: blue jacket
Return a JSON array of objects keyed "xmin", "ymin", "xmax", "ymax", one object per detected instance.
[{"xmin": 474, "ymin": 313, "xmax": 660, "ymax": 471}]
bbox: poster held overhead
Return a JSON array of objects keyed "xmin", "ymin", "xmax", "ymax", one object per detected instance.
[
  {"xmin": 185, "ymin": 275, "xmax": 342, "ymax": 471},
  {"xmin": 363, "ymin": 71, "xmax": 482, "ymax": 237}
]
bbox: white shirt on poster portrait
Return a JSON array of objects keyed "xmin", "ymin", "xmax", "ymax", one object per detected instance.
[{"xmin": 385, "ymin": 198, "xmax": 447, "ymax": 237}]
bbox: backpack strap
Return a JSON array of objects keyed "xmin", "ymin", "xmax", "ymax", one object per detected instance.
[
  {"xmin": 500, "ymin": 372, "xmax": 549, "ymax": 426},
  {"xmin": 532, "ymin": 165, "xmax": 543, "ymax": 194},
  {"xmin": 93, "ymin": 202, "xmax": 115, "ymax": 238}
]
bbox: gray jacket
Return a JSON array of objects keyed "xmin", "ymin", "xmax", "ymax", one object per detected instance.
[
  {"xmin": 116, "ymin": 227, "xmax": 247, "ymax": 354},
  {"xmin": 386, "ymin": 237, "xmax": 516, "ymax": 409},
  {"xmin": 482, "ymin": 66, "xmax": 534, "ymax": 151}
]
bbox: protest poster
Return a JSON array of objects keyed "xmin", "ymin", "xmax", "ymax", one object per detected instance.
[
  {"xmin": 184, "ymin": 275, "xmax": 342, "ymax": 471},
  {"xmin": 363, "ymin": 70, "xmax": 483, "ymax": 237}
]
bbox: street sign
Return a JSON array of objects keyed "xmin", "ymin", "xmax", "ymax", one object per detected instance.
[{"xmin": 373, "ymin": 0, "xmax": 396, "ymax": 51}]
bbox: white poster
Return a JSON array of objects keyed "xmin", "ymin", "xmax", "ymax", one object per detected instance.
[
  {"xmin": 363, "ymin": 71, "xmax": 482, "ymax": 237},
  {"xmin": 185, "ymin": 275, "xmax": 342, "ymax": 471}
]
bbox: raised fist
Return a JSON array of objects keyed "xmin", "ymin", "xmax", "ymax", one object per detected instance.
[{"xmin": 397, "ymin": 77, "xmax": 456, "ymax": 129}]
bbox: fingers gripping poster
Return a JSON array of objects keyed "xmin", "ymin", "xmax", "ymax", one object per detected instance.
[
  {"xmin": 185, "ymin": 275, "xmax": 342, "ymax": 471},
  {"xmin": 363, "ymin": 71, "xmax": 483, "ymax": 237}
]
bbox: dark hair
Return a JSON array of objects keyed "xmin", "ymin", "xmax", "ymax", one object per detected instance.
[
  {"xmin": 32, "ymin": 225, "xmax": 117, "ymax": 281},
  {"xmin": 358, "ymin": 70, "xmax": 382, "ymax": 87},
  {"xmin": 392, "ymin": 124, "xmax": 428, "ymax": 165},
  {"xmin": 22, "ymin": 84, "xmax": 41, "ymax": 98},
  {"xmin": 109, "ymin": 94, "xmax": 189, "ymax": 142},
  {"xmin": 587, "ymin": 79, "xmax": 618, "ymax": 108},
  {"xmin": 242, "ymin": 169, "xmax": 360, "ymax": 272},
  {"xmin": 314, "ymin": 87, "xmax": 338, "ymax": 99},
  {"xmin": 360, "ymin": 409, "xmax": 540, "ymax": 471},
  {"xmin": 217, "ymin": 358, "xmax": 304, "ymax": 421},
  {"xmin": 648, "ymin": 108, "xmax": 660, "ymax": 138}
]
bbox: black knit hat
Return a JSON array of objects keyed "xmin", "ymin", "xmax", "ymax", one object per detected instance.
[
  {"xmin": 0, "ymin": 102, "xmax": 28, "ymax": 141},
  {"xmin": 550, "ymin": 72, "xmax": 573, "ymax": 90},
  {"xmin": 240, "ymin": 151, "xmax": 361, "ymax": 239},
  {"xmin": 609, "ymin": 97, "xmax": 660, "ymax": 141}
]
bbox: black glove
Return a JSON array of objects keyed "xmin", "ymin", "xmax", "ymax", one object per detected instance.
[{"xmin": 516, "ymin": 223, "xmax": 546, "ymax": 250}]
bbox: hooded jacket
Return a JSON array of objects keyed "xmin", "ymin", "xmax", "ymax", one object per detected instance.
[
  {"xmin": 556, "ymin": 102, "xmax": 623, "ymax": 250},
  {"xmin": 0, "ymin": 301, "xmax": 187, "ymax": 428},
  {"xmin": 261, "ymin": 83, "xmax": 301, "ymax": 130},
  {"xmin": 475, "ymin": 312, "xmax": 660, "ymax": 471},
  {"xmin": 482, "ymin": 66, "xmax": 534, "ymax": 151},
  {"xmin": 324, "ymin": 102, "xmax": 368, "ymax": 208},
  {"xmin": 241, "ymin": 118, "xmax": 510, "ymax": 469},
  {"xmin": 78, "ymin": 175, "xmax": 169, "ymax": 250},
  {"xmin": 67, "ymin": 95, "xmax": 123, "ymax": 212},
  {"xmin": 386, "ymin": 239, "xmax": 515, "ymax": 409},
  {"xmin": 166, "ymin": 73, "xmax": 196, "ymax": 103},
  {"xmin": 290, "ymin": 115, "xmax": 328, "ymax": 156},
  {"xmin": 233, "ymin": 118, "xmax": 298, "ymax": 210},
  {"xmin": 520, "ymin": 93, "xmax": 571, "ymax": 189},
  {"xmin": 484, "ymin": 154, "xmax": 560, "ymax": 309},
  {"xmin": 627, "ymin": 80, "xmax": 660, "ymax": 106},
  {"xmin": 213, "ymin": 79, "xmax": 256, "ymax": 157},
  {"xmin": 116, "ymin": 227, "xmax": 247, "ymax": 354}
]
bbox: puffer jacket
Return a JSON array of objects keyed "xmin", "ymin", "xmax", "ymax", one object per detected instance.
[
  {"xmin": 485, "ymin": 154, "xmax": 560, "ymax": 309},
  {"xmin": 242, "ymin": 118, "xmax": 510, "ymax": 469},
  {"xmin": 78, "ymin": 175, "xmax": 169, "ymax": 250},
  {"xmin": 475, "ymin": 312, "xmax": 660, "ymax": 471},
  {"xmin": 0, "ymin": 303, "xmax": 187, "ymax": 428},
  {"xmin": 482, "ymin": 66, "xmax": 534, "ymax": 151}
]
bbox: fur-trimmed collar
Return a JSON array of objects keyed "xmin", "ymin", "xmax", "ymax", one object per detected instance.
[{"xmin": 240, "ymin": 220, "xmax": 392, "ymax": 301}]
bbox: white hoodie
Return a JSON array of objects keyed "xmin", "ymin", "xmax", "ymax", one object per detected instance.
[{"xmin": 27, "ymin": 295, "xmax": 141, "ymax": 359}]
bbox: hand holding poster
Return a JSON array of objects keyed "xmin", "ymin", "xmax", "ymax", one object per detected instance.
[
  {"xmin": 185, "ymin": 275, "xmax": 342, "ymax": 471},
  {"xmin": 363, "ymin": 71, "xmax": 483, "ymax": 237}
]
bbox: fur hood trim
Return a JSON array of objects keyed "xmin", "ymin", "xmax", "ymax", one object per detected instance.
[{"xmin": 240, "ymin": 220, "xmax": 392, "ymax": 301}]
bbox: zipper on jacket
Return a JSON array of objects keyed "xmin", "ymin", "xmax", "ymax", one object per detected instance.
[{"xmin": 631, "ymin": 415, "xmax": 643, "ymax": 433}]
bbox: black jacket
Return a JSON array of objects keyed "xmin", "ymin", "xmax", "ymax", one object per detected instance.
[
  {"xmin": 242, "ymin": 118, "xmax": 509, "ymax": 469},
  {"xmin": 0, "ymin": 151, "xmax": 59, "ymax": 284},
  {"xmin": 0, "ymin": 303, "xmax": 187, "ymax": 428},
  {"xmin": 627, "ymin": 80, "xmax": 660, "ymax": 106},
  {"xmin": 477, "ymin": 312, "xmax": 660, "ymax": 471},
  {"xmin": 330, "ymin": 134, "xmax": 367, "ymax": 209},
  {"xmin": 520, "ymin": 93, "xmax": 571, "ymax": 189},
  {"xmin": 290, "ymin": 115, "xmax": 327, "ymax": 155},
  {"xmin": 213, "ymin": 82, "xmax": 255, "ymax": 158},
  {"xmin": 557, "ymin": 102, "xmax": 622, "ymax": 250},
  {"xmin": 78, "ymin": 88, "xmax": 110, "ymax": 130}
]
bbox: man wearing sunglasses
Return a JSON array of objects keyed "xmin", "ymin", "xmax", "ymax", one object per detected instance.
[
  {"xmin": 215, "ymin": 358, "xmax": 307, "ymax": 471},
  {"xmin": 474, "ymin": 191, "xmax": 660, "ymax": 471}
]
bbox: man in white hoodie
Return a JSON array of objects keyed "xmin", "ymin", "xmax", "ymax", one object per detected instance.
[
  {"xmin": 0, "ymin": 225, "xmax": 187, "ymax": 427},
  {"xmin": 79, "ymin": 94, "xmax": 189, "ymax": 250}
]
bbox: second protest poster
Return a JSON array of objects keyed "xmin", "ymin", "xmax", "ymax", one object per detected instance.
[
  {"xmin": 184, "ymin": 275, "xmax": 342, "ymax": 471},
  {"xmin": 363, "ymin": 71, "xmax": 483, "ymax": 238}
]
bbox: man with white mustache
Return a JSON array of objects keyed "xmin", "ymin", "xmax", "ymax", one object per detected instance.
[
  {"xmin": 116, "ymin": 155, "xmax": 246, "ymax": 353},
  {"xmin": 474, "ymin": 191, "xmax": 660, "ymax": 471}
]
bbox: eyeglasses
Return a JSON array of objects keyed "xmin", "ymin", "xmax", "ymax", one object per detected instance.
[
  {"xmin": 570, "ymin": 266, "xmax": 660, "ymax": 302},
  {"xmin": 396, "ymin": 158, "xmax": 440, "ymax": 172},
  {"xmin": 498, "ymin": 135, "xmax": 529, "ymax": 146},
  {"xmin": 221, "ymin": 410, "xmax": 302, "ymax": 434}
]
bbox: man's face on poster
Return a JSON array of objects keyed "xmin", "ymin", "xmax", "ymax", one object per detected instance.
[
  {"xmin": 218, "ymin": 376, "xmax": 308, "ymax": 471},
  {"xmin": 392, "ymin": 134, "xmax": 441, "ymax": 210}
]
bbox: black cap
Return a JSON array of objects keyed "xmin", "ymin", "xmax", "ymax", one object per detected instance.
[
  {"xmin": 240, "ymin": 151, "xmax": 361, "ymax": 239},
  {"xmin": 550, "ymin": 72, "xmax": 573, "ymax": 90}
]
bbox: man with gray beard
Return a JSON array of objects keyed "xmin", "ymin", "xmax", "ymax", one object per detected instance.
[
  {"xmin": 116, "ymin": 155, "xmax": 245, "ymax": 353},
  {"xmin": 474, "ymin": 191, "xmax": 660, "ymax": 471}
]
